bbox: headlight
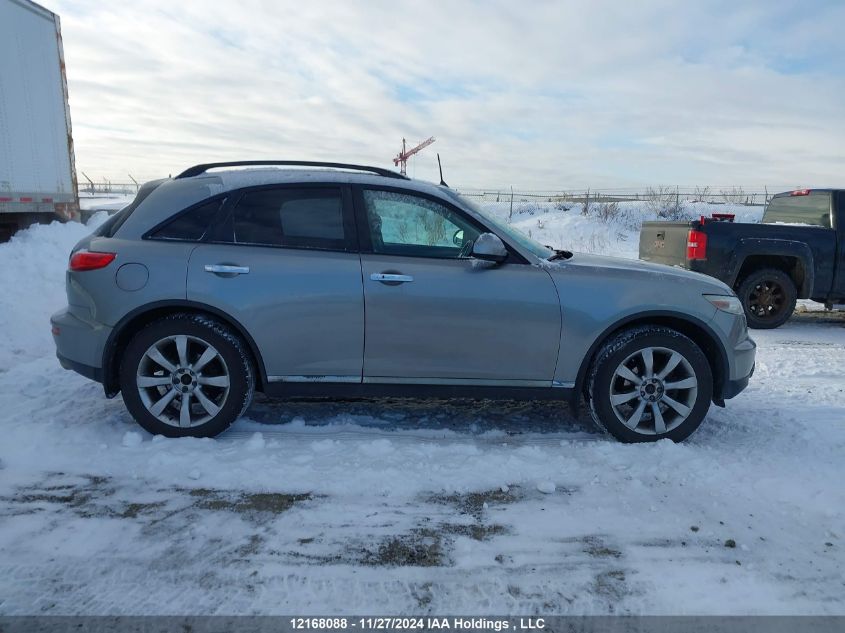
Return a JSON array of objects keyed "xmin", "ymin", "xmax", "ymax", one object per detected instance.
[{"xmin": 703, "ymin": 294, "xmax": 744, "ymax": 315}]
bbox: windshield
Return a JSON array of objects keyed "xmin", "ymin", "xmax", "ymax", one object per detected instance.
[{"xmin": 440, "ymin": 189, "xmax": 555, "ymax": 260}]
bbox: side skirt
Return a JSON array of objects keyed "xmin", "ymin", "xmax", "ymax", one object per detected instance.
[{"xmin": 262, "ymin": 381, "xmax": 577, "ymax": 404}]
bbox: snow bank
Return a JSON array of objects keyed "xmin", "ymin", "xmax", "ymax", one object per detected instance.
[
  {"xmin": 0, "ymin": 214, "xmax": 106, "ymax": 367},
  {"xmin": 480, "ymin": 200, "xmax": 764, "ymax": 259},
  {"xmin": 79, "ymin": 193, "xmax": 135, "ymax": 211}
]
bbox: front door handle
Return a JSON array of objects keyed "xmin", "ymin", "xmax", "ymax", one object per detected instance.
[
  {"xmin": 205, "ymin": 264, "xmax": 250, "ymax": 275},
  {"xmin": 370, "ymin": 273, "xmax": 413, "ymax": 284}
]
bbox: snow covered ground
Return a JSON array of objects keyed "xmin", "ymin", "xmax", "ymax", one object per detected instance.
[
  {"xmin": 484, "ymin": 197, "xmax": 764, "ymax": 259},
  {"xmin": 0, "ymin": 202, "xmax": 843, "ymax": 615},
  {"xmin": 78, "ymin": 192, "xmax": 135, "ymax": 212}
]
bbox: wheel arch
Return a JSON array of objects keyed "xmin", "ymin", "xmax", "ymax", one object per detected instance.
[
  {"xmin": 575, "ymin": 311, "xmax": 729, "ymax": 406},
  {"xmin": 729, "ymin": 240, "xmax": 814, "ymax": 298},
  {"xmin": 102, "ymin": 300, "xmax": 268, "ymax": 397}
]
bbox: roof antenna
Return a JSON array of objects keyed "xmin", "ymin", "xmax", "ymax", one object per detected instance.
[{"xmin": 437, "ymin": 153, "xmax": 449, "ymax": 188}]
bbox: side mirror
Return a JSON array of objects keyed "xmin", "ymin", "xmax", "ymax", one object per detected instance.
[
  {"xmin": 471, "ymin": 232, "xmax": 508, "ymax": 263},
  {"xmin": 453, "ymin": 229, "xmax": 465, "ymax": 246}
]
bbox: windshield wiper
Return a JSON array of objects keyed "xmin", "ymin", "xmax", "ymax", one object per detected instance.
[{"xmin": 546, "ymin": 249, "xmax": 573, "ymax": 261}]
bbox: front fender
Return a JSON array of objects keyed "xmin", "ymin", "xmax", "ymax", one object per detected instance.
[{"xmin": 569, "ymin": 310, "xmax": 731, "ymax": 403}]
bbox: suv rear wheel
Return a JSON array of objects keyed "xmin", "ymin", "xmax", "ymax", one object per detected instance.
[
  {"xmin": 587, "ymin": 326, "xmax": 713, "ymax": 443},
  {"xmin": 119, "ymin": 314, "xmax": 254, "ymax": 438},
  {"xmin": 736, "ymin": 268, "xmax": 797, "ymax": 329}
]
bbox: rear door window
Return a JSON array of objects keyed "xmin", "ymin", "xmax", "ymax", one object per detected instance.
[
  {"xmin": 764, "ymin": 193, "xmax": 831, "ymax": 228},
  {"xmin": 227, "ymin": 187, "xmax": 349, "ymax": 251}
]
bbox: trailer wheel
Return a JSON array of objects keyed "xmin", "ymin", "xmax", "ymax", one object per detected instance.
[{"xmin": 737, "ymin": 268, "xmax": 797, "ymax": 329}]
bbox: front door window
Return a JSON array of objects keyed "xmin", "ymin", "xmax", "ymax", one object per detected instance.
[{"xmin": 363, "ymin": 190, "xmax": 481, "ymax": 258}]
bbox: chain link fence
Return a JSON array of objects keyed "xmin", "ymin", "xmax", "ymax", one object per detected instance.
[
  {"xmin": 454, "ymin": 186, "xmax": 773, "ymax": 207},
  {"xmin": 80, "ymin": 180, "xmax": 776, "ymax": 208}
]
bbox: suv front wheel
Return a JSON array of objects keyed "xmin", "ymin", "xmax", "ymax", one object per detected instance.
[
  {"xmin": 587, "ymin": 326, "xmax": 713, "ymax": 443},
  {"xmin": 119, "ymin": 313, "xmax": 255, "ymax": 438}
]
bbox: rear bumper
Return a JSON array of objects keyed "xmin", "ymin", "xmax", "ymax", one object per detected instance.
[
  {"xmin": 57, "ymin": 353, "xmax": 103, "ymax": 383},
  {"xmin": 51, "ymin": 307, "xmax": 111, "ymax": 384}
]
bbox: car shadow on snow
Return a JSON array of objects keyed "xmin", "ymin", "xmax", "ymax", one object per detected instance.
[{"xmin": 241, "ymin": 393, "xmax": 598, "ymax": 438}]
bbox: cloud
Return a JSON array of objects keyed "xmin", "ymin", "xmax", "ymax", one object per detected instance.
[{"xmin": 50, "ymin": 0, "xmax": 845, "ymax": 189}]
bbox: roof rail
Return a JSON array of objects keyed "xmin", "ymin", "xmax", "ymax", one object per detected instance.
[{"xmin": 175, "ymin": 160, "xmax": 409, "ymax": 180}]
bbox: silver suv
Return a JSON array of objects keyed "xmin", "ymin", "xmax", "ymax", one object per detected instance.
[{"xmin": 51, "ymin": 161, "xmax": 756, "ymax": 443}]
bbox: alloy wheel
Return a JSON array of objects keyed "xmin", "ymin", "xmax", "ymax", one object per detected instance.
[
  {"xmin": 609, "ymin": 346, "xmax": 698, "ymax": 435},
  {"xmin": 136, "ymin": 334, "xmax": 230, "ymax": 428}
]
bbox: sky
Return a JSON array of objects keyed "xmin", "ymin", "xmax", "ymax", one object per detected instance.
[{"xmin": 49, "ymin": 0, "xmax": 845, "ymax": 190}]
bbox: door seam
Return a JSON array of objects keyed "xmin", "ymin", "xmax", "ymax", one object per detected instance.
[
  {"xmin": 542, "ymin": 267, "xmax": 565, "ymax": 384},
  {"xmin": 358, "ymin": 251, "xmax": 366, "ymax": 382},
  {"xmin": 185, "ymin": 244, "xmax": 200, "ymax": 300}
]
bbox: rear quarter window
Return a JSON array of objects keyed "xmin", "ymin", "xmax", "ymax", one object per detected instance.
[
  {"xmin": 764, "ymin": 193, "xmax": 831, "ymax": 228},
  {"xmin": 148, "ymin": 198, "xmax": 224, "ymax": 241}
]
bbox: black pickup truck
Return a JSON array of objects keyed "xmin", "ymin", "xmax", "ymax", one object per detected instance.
[{"xmin": 639, "ymin": 189, "xmax": 844, "ymax": 328}]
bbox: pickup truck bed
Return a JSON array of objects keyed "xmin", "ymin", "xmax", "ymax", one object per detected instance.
[{"xmin": 639, "ymin": 189, "xmax": 845, "ymax": 328}]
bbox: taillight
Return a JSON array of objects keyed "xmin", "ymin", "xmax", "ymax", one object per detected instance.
[
  {"xmin": 686, "ymin": 229, "xmax": 707, "ymax": 261},
  {"xmin": 69, "ymin": 250, "xmax": 116, "ymax": 271},
  {"xmin": 790, "ymin": 189, "xmax": 811, "ymax": 196}
]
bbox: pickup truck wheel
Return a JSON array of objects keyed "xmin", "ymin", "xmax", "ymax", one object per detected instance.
[
  {"xmin": 737, "ymin": 268, "xmax": 797, "ymax": 329},
  {"xmin": 587, "ymin": 326, "xmax": 713, "ymax": 443},
  {"xmin": 119, "ymin": 314, "xmax": 255, "ymax": 438}
]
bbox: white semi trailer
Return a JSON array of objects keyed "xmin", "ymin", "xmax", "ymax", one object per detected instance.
[{"xmin": 0, "ymin": 0, "xmax": 79, "ymax": 241}]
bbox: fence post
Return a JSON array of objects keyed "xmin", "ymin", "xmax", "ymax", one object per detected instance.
[{"xmin": 508, "ymin": 186, "xmax": 514, "ymax": 222}]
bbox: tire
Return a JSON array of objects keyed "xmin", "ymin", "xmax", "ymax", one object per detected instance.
[
  {"xmin": 586, "ymin": 326, "xmax": 713, "ymax": 443},
  {"xmin": 119, "ymin": 313, "xmax": 255, "ymax": 438},
  {"xmin": 736, "ymin": 268, "xmax": 797, "ymax": 329}
]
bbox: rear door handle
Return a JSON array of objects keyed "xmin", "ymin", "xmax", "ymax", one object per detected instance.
[
  {"xmin": 204, "ymin": 264, "xmax": 250, "ymax": 275},
  {"xmin": 370, "ymin": 273, "xmax": 413, "ymax": 284}
]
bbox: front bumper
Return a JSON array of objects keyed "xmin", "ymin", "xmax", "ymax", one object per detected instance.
[
  {"xmin": 50, "ymin": 307, "xmax": 111, "ymax": 384},
  {"xmin": 710, "ymin": 304, "xmax": 756, "ymax": 402},
  {"xmin": 722, "ymin": 362, "xmax": 754, "ymax": 400},
  {"xmin": 730, "ymin": 334, "xmax": 756, "ymax": 382},
  {"xmin": 718, "ymin": 330, "xmax": 756, "ymax": 401}
]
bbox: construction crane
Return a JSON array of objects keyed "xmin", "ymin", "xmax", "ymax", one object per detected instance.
[{"xmin": 393, "ymin": 137, "xmax": 435, "ymax": 176}]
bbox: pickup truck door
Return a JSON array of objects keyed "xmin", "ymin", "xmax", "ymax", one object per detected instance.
[{"xmin": 356, "ymin": 188, "xmax": 561, "ymax": 385}]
